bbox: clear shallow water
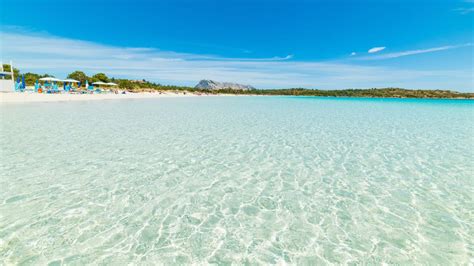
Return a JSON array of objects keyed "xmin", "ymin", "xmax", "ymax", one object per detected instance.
[{"xmin": 0, "ymin": 96, "xmax": 473, "ymax": 264}]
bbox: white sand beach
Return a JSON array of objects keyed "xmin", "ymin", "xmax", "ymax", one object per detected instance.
[{"xmin": 0, "ymin": 91, "xmax": 206, "ymax": 104}]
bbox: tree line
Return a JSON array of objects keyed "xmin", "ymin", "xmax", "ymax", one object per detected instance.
[
  {"xmin": 3, "ymin": 65, "xmax": 473, "ymax": 99},
  {"xmin": 3, "ymin": 65, "xmax": 188, "ymax": 91}
]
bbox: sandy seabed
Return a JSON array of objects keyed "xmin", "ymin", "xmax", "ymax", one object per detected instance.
[{"xmin": 0, "ymin": 91, "xmax": 206, "ymax": 104}]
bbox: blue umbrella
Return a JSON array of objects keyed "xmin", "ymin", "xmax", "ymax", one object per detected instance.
[
  {"xmin": 22, "ymin": 75, "xmax": 26, "ymax": 89},
  {"xmin": 78, "ymin": 81, "xmax": 82, "ymax": 88},
  {"xmin": 15, "ymin": 77, "xmax": 20, "ymax": 91},
  {"xmin": 63, "ymin": 82, "xmax": 67, "ymax": 91}
]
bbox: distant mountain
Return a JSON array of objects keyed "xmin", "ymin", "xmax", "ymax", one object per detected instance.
[{"xmin": 195, "ymin": 80, "xmax": 255, "ymax": 91}]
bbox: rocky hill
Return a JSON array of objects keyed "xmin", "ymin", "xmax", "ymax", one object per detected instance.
[{"xmin": 195, "ymin": 80, "xmax": 255, "ymax": 91}]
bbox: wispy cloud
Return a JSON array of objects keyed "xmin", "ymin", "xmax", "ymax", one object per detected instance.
[
  {"xmin": 359, "ymin": 44, "xmax": 472, "ymax": 60},
  {"xmin": 206, "ymin": 54, "xmax": 294, "ymax": 62},
  {"xmin": 454, "ymin": 7, "xmax": 474, "ymax": 14},
  {"xmin": 0, "ymin": 30, "xmax": 472, "ymax": 91},
  {"xmin": 368, "ymin": 47, "xmax": 386, "ymax": 53},
  {"xmin": 454, "ymin": 0, "xmax": 474, "ymax": 14}
]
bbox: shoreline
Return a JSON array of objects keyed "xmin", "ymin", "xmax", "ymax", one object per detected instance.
[
  {"xmin": 1, "ymin": 91, "xmax": 472, "ymax": 104},
  {"xmin": 0, "ymin": 91, "xmax": 211, "ymax": 104}
]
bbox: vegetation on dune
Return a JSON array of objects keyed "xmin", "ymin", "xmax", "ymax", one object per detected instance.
[
  {"xmin": 92, "ymin": 73, "xmax": 110, "ymax": 83},
  {"xmin": 4, "ymin": 66, "xmax": 473, "ymax": 99},
  {"xmin": 67, "ymin": 71, "xmax": 88, "ymax": 83},
  {"xmin": 213, "ymin": 87, "xmax": 474, "ymax": 99}
]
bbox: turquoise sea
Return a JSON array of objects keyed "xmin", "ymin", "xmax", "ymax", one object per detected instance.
[{"xmin": 1, "ymin": 96, "xmax": 473, "ymax": 264}]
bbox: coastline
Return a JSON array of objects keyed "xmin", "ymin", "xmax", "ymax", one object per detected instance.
[
  {"xmin": 1, "ymin": 91, "xmax": 472, "ymax": 104},
  {"xmin": 0, "ymin": 91, "xmax": 207, "ymax": 104}
]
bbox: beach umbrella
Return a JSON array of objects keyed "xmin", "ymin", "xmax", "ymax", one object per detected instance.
[
  {"xmin": 106, "ymin": 82, "xmax": 118, "ymax": 86},
  {"xmin": 78, "ymin": 81, "xmax": 82, "ymax": 88},
  {"xmin": 15, "ymin": 77, "xmax": 20, "ymax": 91},
  {"xmin": 63, "ymin": 82, "xmax": 67, "ymax": 90},
  {"xmin": 85, "ymin": 80, "xmax": 89, "ymax": 87},
  {"xmin": 39, "ymin": 77, "xmax": 60, "ymax": 82},
  {"xmin": 92, "ymin": 82, "xmax": 107, "ymax": 91},
  {"xmin": 22, "ymin": 75, "xmax": 26, "ymax": 89},
  {"xmin": 62, "ymin": 79, "xmax": 79, "ymax": 83}
]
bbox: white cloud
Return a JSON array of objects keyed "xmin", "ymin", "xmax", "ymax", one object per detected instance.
[
  {"xmin": 359, "ymin": 44, "xmax": 472, "ymax": 60},
  {"xmin": 209, "ymin": 54, "xmax": 294, "ymax": 61},
  {"xmin": 368, "ymin": 47, "xmax": 386, "ymax": 53},
  {"xmin": 454, "ymin": 0, "xmax": 474, "ymax": 14},
  {"xmin": 0, "ymin": 30, "xmax": 472, "ymax": 91},
  {"xmin": 350, "ymin": 52, "xmax": 356, "ymax": 56},
  {"xmin": 454, "ymin": 7, "xmax": 474, "ymax": 14}
]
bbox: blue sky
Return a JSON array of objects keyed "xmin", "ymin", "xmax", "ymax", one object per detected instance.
[{"xmin": 1, "ymin": 0, "xmax": 473, "ymax": 90}]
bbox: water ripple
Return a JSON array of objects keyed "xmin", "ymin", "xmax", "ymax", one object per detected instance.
[{"xmin": 0, "ymin": 97, "xmax": 473, "ymax": 264}]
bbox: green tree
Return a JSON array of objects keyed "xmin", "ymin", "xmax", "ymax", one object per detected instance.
[
  {"xmin": 24, "ymin": 72, "xmax": 41, "ymax": 86},
  {"xmin": 67, "ymin": 71, "xmax": 88, "ymax": 83},
  {"xmin": 118, "ymin": 79, "xmax": 138, "ymax": 90},
  {"xmin": 2, "ymin": 64, "xmax": 20, "ymax": 79},
  {"xmin": 92, "ymin": 73, "xmax": 109, "ymax": 82}
]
